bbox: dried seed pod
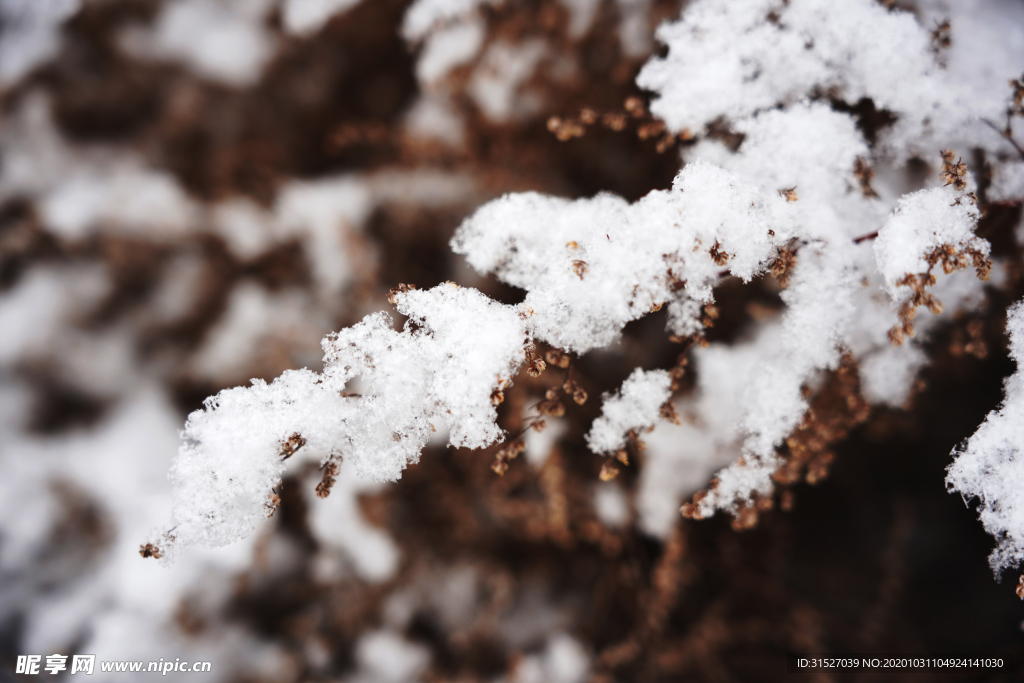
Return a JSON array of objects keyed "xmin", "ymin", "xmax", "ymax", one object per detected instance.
[
  {"xmin": 279, "ymin": 433, "xmax": 307, "ymax": 459},
  {"xmin": 545, "ymin": 350, "xmax": 571, "ymax": 368},
  {"xmin": 602, "ymin": 112, "xmax": 627, "ymax": 131},
  {"xmin": 316, "ymin": 459, "xmax": 341, "ymax": 498},
  {"xmin": 599, "ymin": 460, "xmax": 620, "ymax": 481},
  {"xmin": 525, "ymin": 345, "xmax": 547, "ymax": 377},
  {"xmin": 624, "ymin": 96, "xmax": 646, "ymax": 116},
  {"xmin": 266, "ymin": 492, "xmax": 281, "ymax": 517},
  {"xmin": 659, "ymin": 401, "xmax": 682, "ymax": 425},
  {"xmin": 387, "ymin": 283, "xmax": 417, "ymax": 304},
  {"xmin": 139, "ymin": 543, "xmax": 163, "ymax": 559}
]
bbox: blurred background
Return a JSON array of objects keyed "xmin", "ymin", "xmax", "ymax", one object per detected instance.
[{"xmin": 0, "ymin": 1, "xmax": 1023, "ymax": 681}]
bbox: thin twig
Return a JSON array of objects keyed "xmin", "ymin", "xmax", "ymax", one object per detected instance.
[{"xmin": 982, "ymin": 117, "xmax": 1024, "ymax": 160}]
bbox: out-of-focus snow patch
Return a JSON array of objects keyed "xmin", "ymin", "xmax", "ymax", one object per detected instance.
[
  {"xmin": 416, "ymin": 14, "xmax": 485, "ymax": 86},
  {"xmin": 307, "ymin": 464, "xmax": 399, "ymax": 583},
  {"xmin": 189, "ymin": 284, "xmax": 326, "ymax": 382},
  {"xmin": 524, "ymin": 415, "xmax": 566, "ymax": 467},
  {"xmin": 510, "ymin": 633, "xmax": 590, "ymax": 683},
  {"xmin": 282, "ymin": 0, "xmax": 363, "ymax": 35},
  {"xmin": 990, "ymin": 161, "xmax": 1024, "ymax": 203},
  {"xmin": 593, "ymin": 482, "xmax": 629, "ymax": 528},
  {"xmin": 615, "ymin": 0, "xmax": 652, "ymax": 58},
  {"xmin": 42, "ymin": 164, "xmax": 200, "ymax": 240},
  {"xmin": 122, "ymin": 0, "xmax": 277, "ymax": 87},
  {"xmin": 402, "ymin": 0, "xmax": 501, "ymax": 42},
  {"xmin": 0, "ymin": 0, "xmax": 80, "ymax": 87},
  {"xmin": 468, "ymin": 39, "xmax": 547, "ymax": 123},
  {"xmin": 351, "ymin": 630, "xmax": 431, "ymax": 683},
  {"xmin": 404, "ymin": 93, "xmax": 466, "ymax": 147},
  {"xmin": 558, "ymin": 0, "xmax": 601, "ymax": 39}
]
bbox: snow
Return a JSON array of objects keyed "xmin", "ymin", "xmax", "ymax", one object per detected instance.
[
  {"xmin": 874, "ymin": 185, "xmax": 986, "ymax": 303},
  {"xmin": 307, "ymin": 465, "xmax": 400, "ymax": 582},
  {"xmin": 558, "ymin": 0, "xmax": 601, "ymax": 39},
  {"xmin": 587, "ymin": 369, "xmax": 671, "ymax": 454},
  {"xmin": 123, "ymin": 0, "xmax": 277, "ymax": 87},
  {"xmin": 352, "ymin": 630, "xmax": 431, "ymax": 683},
  {"xmin": 402, "ymin": 0, "xmax": 500, "ymax": 43},
  {"xmin": 947, "ymin": 301, "xmax": 1024, "ymax": 574},
  {"xmin": 637, "ymin": 0, "xmax": 1022, "ymax": 159},
  {"xmin": 593, "ymin": 482, "xmax": 630, "ymax": 528},
  {"xmin": 416, "ymin": 14, "xmax": 486, "ymax": 86},
  {"xmin": 467, "ymin": 39, "xmax": 548, "ymax": 123},
  {"xmin": 282, "ymin": 0, "xmax": 363, "ymax": 35},
  {"xmin": 158, "ymin": 283, "xmax": 530, "ymax": 558},
  {"xmin": 452, "ymin": 159, "xmax": 796, "ymax": 354},
  {"xmin": 989, "ymin": 161, "xmax": 1024, "ymax": 203},
  {"xmin": 0, "ymin": 0, "xmax": 80, "ymax": 87}
]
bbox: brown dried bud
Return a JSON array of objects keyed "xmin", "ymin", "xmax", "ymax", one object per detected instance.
[
  {"xmin": 602, "ymin": 112, "xmax": 627, "ymax": 131},
  {"xmin": 853, "ymin": 157, "xmax": 878, "ymax": 198},
  {"xmin": 771, "ymin": 247, "xmax": 797, "ymax": 288},
  {"xmin": 280, "ymin": 432, "xmax": 307, "ymax": 459},
  {"xmin": 931, "ymin": 19, "xmax": 951, "ymax": 52},
  {"xmin": 614, "ymin": 450, "xmax": 629, "ymax": 466},
  {"xmin": 779, "ymin": 187, "xmax": 798, "ymax": 202},
  {"xmin": 541, "ymin": 400, "xmax": 566, "ymax": 417},
  {"xmin": 525, "ymin": 345, "xmax": 547, "ymax": 377},
  {"xmin": 655, "ymin": 132, "xmax": 675, "ymax": 154},
  {"xmin": 599, "ymin": 460, "xmax": 620, "ymax": 481},
  {"xmin": 572, "ymin": 388, "xmax": 588, "ymax": 405},
  {"xmin": 1017, "ymin": 574, "xmax": 1024, "ymax": 600},
  {"xmin": 659, "ymin": 401, "xmax": 682, "ymax": 425},
  {"xmin": 139, "ymin": 543, "xmax": 163, "ymax": 559},
  {"xmin": 316, "ymin": 459, "xmax": 341, "ymax": 498},
  {"xmin": 266, "ymin": 492, "xmax": 281, "ymax": 517},
  {"xmin": 637, "ymin": 120, "xmax": 665, "ymax": 140},
  {"xmin": 709, "ymin": 241, "xmax": 730, "ymax": 266},
  {"xmin": 730, "ymin": 506, "xmax": 759, "ymax": 531},
  {"xmin": 545, "ymin": 349, "xmax": 571, "ymax": 368},
  {"xmin": 387, "ymin": 283, "xmax": 417, "ymax": 304},
  {"xmin": 624, "ymin": 96, "xmax": 646, "ymax": 116},
  {"xmin": 491, "ymin": 438, "xmax": 526, "ymax": 476}
]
